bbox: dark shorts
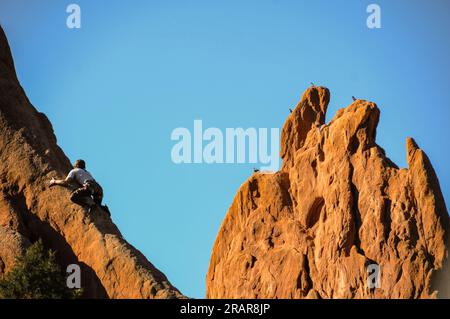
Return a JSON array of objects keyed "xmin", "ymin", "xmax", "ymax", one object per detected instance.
[{"xmin": 70, "ymin": 180, "xmax": 103, "ymax": 207}]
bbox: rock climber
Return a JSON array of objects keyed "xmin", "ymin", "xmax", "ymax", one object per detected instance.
[{"xmin": 49, "ymin": 159, "xmax": 110, "ymax": 216}]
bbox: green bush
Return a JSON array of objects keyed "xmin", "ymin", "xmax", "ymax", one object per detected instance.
[{"xmin": 0, "ymin": 239, "xmax": 82, "ymax": 299}]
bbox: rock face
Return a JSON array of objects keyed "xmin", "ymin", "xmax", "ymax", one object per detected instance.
[
  {"xmin": 207, "ymin": 87, "xmax": 450, "ymax": 298},
  {"xmin": 0, "ymin": 226, "xmax": 31, "ymax": 276},
  {"xmin": 0, "ymin": 27, "xmax": 183, "ymax": 298}
]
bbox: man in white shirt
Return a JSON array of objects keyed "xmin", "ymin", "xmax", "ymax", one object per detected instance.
[{"xmin": 49, "ymin": 159, "xmax": 109, "ymax": 215}]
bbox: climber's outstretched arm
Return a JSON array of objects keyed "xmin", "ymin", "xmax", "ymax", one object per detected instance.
[{"xmin": 49, "ymin": 176, "xmax": 74, "ymax": 188}]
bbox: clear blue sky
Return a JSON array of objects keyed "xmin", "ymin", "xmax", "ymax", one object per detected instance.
[{"xmin": 1, "ymin": 0, "xmax": 449, "ymax": 298}]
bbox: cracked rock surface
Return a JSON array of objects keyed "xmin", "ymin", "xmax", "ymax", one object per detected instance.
[{"xmin": 207, "ymin": 86, "xmax": 450, "ymax": 299}]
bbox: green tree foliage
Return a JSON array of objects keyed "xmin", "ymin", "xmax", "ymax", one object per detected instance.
[{"xmin": 0, "ymin": 239, "xmax": 82, "ymax": 299}]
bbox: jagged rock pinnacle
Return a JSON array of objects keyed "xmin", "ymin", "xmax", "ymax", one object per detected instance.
[{"xmin": 207, "ymin": 86, "xmax": 449, "ymax": 299}]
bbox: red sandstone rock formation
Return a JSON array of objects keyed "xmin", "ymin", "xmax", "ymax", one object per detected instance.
[
  {"xmin": 207, "ymin": 86, "xmax": 450, "ymax": 298},
  {"xmin": 0, "ymin": 26, "xmax": 183, "ymax": 298}
]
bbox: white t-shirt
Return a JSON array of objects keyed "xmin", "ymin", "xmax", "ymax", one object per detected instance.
[{"xmin": 67, "ymin": 168, "xmax": 94, "ymax": 185}]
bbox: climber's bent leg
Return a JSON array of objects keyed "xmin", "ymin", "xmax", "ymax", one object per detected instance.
[
  {"xmin": 92, "ymin": 182, "xmax": 103, "ymax": 206},
  {"xmin": 84, "ymin": 180, "xmax": 103, "ymax": 206},
  {"xmin": 70, "ymin": 187, "xmax": 94, "ymax": 207}
]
